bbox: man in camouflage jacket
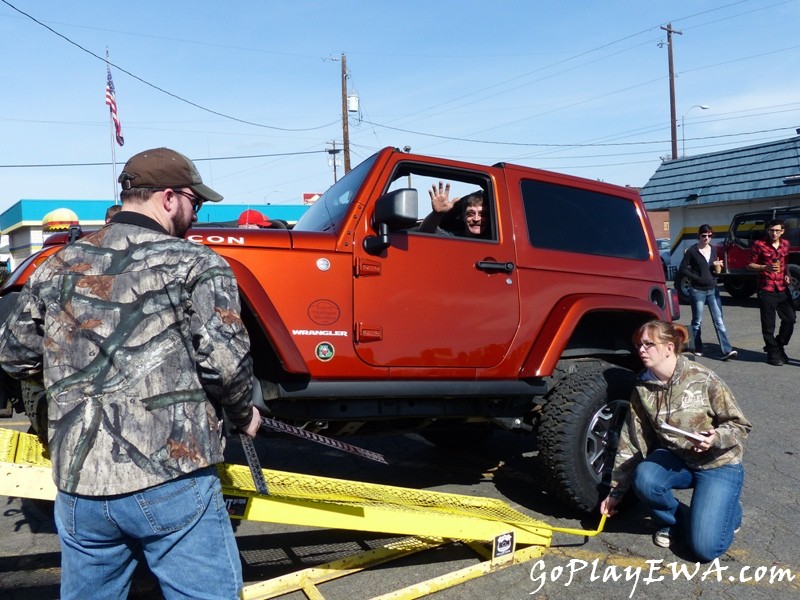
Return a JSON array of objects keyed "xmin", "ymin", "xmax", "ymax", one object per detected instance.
[{"xmin": 0, "ymin": 148, "xmax": 260, "ymax": 599}]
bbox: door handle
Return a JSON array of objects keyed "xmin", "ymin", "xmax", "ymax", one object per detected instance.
[{"xmin": 476, "ymin": 260, "xmax": 515, "ymax": 274}]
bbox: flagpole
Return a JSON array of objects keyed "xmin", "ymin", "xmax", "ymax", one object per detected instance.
[
  {"xmin": 106, "ymin": 48, "xmax": 119, "ymax": 203},
  {"xmin": 109, "ymin": 119, "xmax": 118, "ymax": 203}
]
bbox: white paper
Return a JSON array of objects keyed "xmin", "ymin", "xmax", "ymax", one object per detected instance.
[{"xmin": 660, "ymin": 422, "xmax": 708, "ymax": 443}]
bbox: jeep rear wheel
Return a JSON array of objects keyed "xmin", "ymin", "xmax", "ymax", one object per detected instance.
[
  {"xmin": 537, "ymin": 363, "xmax": 632, "ymax": 513},
  {"xmin": 723, "ymin": 278, "xmax": 757, "ymax": 299}
]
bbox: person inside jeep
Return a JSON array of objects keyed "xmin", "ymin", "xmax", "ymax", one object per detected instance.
[
  {"xmin": 105, "ymin": 204, "xmax": 122, "ymax": 223},
  {"xmin": 238, "ymin": 208, "xmax": 272, "ymax": 229},
  {"xmin": 417, "ymin": 181, "xmax": 491, "ymax": 239},
  {"xmin": 237, "ymin": 208, "xmax": 288, "ymax": 230}
]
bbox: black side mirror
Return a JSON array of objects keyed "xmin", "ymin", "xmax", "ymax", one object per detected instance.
[
  {"xmin": 363, "ymin": 223, "xmax": 391, "ymax": 255},
  {"xmin": 363, "ymin": 189, "xmax": 418, "ymax": 255}
]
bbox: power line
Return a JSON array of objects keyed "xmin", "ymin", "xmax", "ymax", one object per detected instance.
[
  {"xmin": 358, "ymin": 120, "xmax": 799, "ymax": 148},
  {"xmin": 3, "ymin": 120, "xmax": 797, "ymax": 170},
  {"xmin": 355, "ymin": 1, "xmax": 763, "ymax": 132},
  {"xmin": 4, "ymin": 0, "xmax": 798, "ymax": 170},
  {"xmin": 0, "ymin": 150, "xmax": 328, "ymax": 169},
  {"xmin": 0, "ymin": 0, "xmax": 338, "ymax": 133}
]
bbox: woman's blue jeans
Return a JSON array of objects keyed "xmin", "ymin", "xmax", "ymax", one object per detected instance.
[
  {"xmin": 690, "ymin": 286, "xmax": 733, "ymax": 354},
  {"xmin": 54, "ymin": 466, "xmax": 242, "ymax": 600},
  {"xmin": 633, "ymin": 448, "xmax": 744, "ymax": 562}
]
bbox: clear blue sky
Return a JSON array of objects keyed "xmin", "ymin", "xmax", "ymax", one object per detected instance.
[{"xmin": 1, "ymin": 0, "xmax": 799, "ymax": 213}]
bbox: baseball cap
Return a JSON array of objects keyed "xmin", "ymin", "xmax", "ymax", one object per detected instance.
[
  {"xmin": 237, "ymin": 209, "xmax": 272, "ymax": 228},
  {"xmin": 118, "ymin": 147, "xmax": 223, "ymax": 203}
]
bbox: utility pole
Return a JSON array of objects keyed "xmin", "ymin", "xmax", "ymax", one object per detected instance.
[
  {"xmin": 661, "ymin": 23, "xmax": 682, "ymax": 160},
  {"xmin": 340, "ymin": 53, "xmax": 351, "ymax": 174},
  {"xmin": 327, "ymin": 140, "xmax": 341, "ymax": 183}
]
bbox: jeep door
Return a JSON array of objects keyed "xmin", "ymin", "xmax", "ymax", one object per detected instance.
[
  {"xmin": 352, "ymin": 161, "xmax": 520, "ymax": 369},
  {"xmin": 724, "ymin": 212, "xmax": 769, "ymax": 273}
]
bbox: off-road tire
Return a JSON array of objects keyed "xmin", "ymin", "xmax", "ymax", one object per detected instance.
[
  {"xmin": 723, "ymin": 278, "xmax": 757, "ymax": 299},
  {"xmin": 537, "ymin": 362, "xmax": 633, "ymax": 513},
  {"xmin": 788, "ymin": 264, "xmax": 800, "ymax": 309},
  {"xmin": 674, "ymin": 273, "xmax": 692, "ymax": 304}
]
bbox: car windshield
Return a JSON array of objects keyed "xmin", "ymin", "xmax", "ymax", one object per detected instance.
[{"xmin": 293, "ymin": 153, "xmax": 380, "ymax": 232}]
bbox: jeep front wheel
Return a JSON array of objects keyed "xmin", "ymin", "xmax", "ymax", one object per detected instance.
[{"xmin": 536, "ymin": 364, "xmax": 632, "ymax": 513}]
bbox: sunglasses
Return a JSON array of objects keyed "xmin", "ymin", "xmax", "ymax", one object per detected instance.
[
  {"xmin": 700, "ymin": 233, "xmax": 713, "ymax": 238},
  {"xmin": 171, "ymin": 189, "xmax": 204, "ymax": 213}
]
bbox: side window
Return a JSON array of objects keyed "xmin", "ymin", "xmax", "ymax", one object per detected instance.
[
  {"xmin": 781, "ymin": 215, "xmax": 800, "ymax": 248},
  {"xmin": 732, "ymin": 217, "xmax": 765, "ymax": 248},
  {"xmin": 521, "ymin": 179, "xmax": 648, "ymax": 259},
  {"xmin": 386, "ymin": 164, "xmax": 497, "ymax": 241}
]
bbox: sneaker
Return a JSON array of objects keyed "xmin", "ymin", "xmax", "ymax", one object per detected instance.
[
  {"xmin": 654, "ymin": 527, "xmax": 672, "ymax": 548},
  {"xmin": 694, "ymin": 351, "xmax": 703, "ymax": 357},
  {"xmin": 780, "ymin": 347, "xmax": 789, "ymax": 363},
  {"xmin": 767, "ymin": 355, "xmax": 784, "ymax": 366},
  {"xmin": 721, "ymin": 350, "xmax": 738, "ymax": 361}
]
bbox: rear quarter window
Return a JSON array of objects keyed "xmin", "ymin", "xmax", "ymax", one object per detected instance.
[
  {"xmin": 521, "ymin": 179, "xmax": 648, "ymax": 260},
  {"xmin": 781, "ymin": 215, "xmax": 800, "ymax": 248}
]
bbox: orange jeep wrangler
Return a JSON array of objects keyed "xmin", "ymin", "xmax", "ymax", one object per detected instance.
[{"xmin": 0, "ymin": 147, "xmax": 678, "ymax": 512}]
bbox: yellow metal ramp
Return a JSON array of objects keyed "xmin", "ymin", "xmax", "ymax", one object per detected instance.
[
  {"xmin": 1, "ymin": 427, "xmax": 604, "ymax": 599},
  {"xmin": 0, "ymin": 426, "xmax": 55, "ymax": 501},
  {"xmin": 219, "ymin": 462, "xmax": 553, "ymax": 546}
]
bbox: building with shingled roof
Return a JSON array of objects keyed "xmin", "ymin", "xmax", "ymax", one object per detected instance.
[{"xmin": 640, "ymin": 135, "xmax": 800, "ymax": 275}]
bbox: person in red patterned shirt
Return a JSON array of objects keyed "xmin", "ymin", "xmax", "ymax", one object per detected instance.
[{"xmin": 748, "ymin": 218, "xmax": 796, "ymax": 365}]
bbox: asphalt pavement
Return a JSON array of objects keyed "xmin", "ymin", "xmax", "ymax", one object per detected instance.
[{"xmin": 1, "ymin": 294, "xmax": 799, "ymax": 600}]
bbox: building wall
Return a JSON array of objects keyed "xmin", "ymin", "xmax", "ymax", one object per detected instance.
[{"xmin": 647, "ymin": 210, "xmax": 670, "ymax": 239}]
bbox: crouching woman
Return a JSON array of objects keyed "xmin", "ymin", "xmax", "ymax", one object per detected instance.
[{"xmin": 600, "ymin": 320, "xmax": 752, "ymax": 561}]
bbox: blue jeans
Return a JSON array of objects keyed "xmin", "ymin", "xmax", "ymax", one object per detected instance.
[
  {"xmin": 633, "ymin": 448, "xmax": 744, "ymax": 562},
  {"xmin": 54, "ymin": 467, "xmax": 242, "ymax": 600},
  {"xmin": 690, "ymin": 286, "xmax": 733, "ymax": 354}
]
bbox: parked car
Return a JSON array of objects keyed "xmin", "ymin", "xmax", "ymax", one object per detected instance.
[{"xmin": 657, "ymin": 238, "xmax": 672, "ymax": 277}]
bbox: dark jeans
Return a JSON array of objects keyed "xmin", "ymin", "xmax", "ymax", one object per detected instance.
[{"xmin": 757, "ymin": 289, "xmax": 796, "ymax": 353}]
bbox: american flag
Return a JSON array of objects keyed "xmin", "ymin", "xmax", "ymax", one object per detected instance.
[{"xmin": 105, "ymin": 66, "xmax": 124, "ymax": 147}]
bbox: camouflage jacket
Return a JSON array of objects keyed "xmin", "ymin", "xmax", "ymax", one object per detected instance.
[
  {"xmin": 0, "ymin": 212, "xmax": 254, "ymax": 495},
  {"xmin": 609, "ymin": 355, "xmax": 751, "ymax": 497}
]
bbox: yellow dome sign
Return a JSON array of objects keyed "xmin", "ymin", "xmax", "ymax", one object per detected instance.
[{"xmin": 42, "ymin": 208, "xmax": 79, "ymax": 232}]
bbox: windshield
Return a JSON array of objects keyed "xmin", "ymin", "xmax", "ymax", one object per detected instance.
[{"xmin": 293, "ymin": 152, "xmax": 380, "ymax": 232}]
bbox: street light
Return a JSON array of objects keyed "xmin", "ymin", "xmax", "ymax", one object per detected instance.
[{"xmin": 681, "ymin": 104, "xmax": 709, "ymax": 157}]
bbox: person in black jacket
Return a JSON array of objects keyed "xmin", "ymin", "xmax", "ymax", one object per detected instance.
[{"xmin": 679, "ymin": 224, "xmax": 737, "ymax": 360}]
